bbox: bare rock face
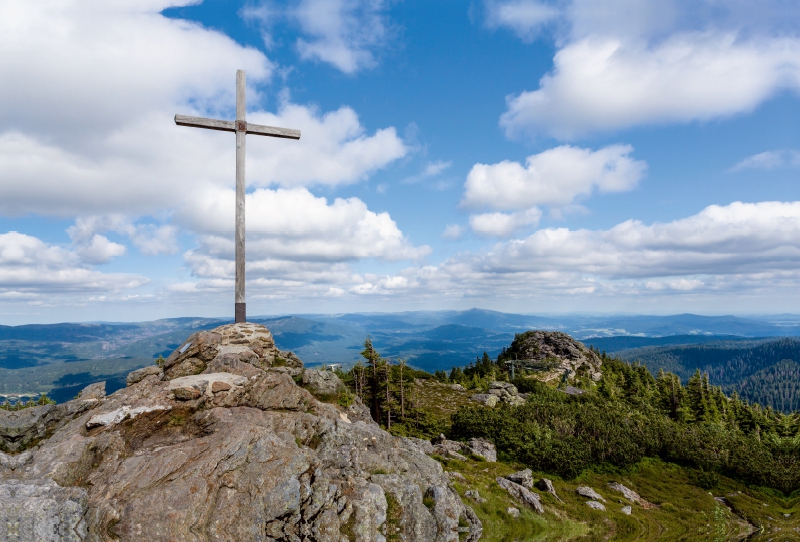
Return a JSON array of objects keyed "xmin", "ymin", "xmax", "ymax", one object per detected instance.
[
  {"xmin": 302, "ymin": 369, "xmax": 346, "ymax": 397},
  {"xmin": 0, "ymin": 323, "xmax": 480, "ymax": 542},
  {"xmin": 125, "ymin": 365, "xmax": 161, "ymax": 386},
  {"xmin": 496, "ymin": 477, "xmax": 544, "ymax": 514},
  {"xmin": 608, "ymin": 481, "xmax": 655, "ymax": 509},
  {"xmin": 0, "ymin": 389, "xmax": 103, "ymax": 454},
  {"xmin": 161, "ymin": 322, "xmax": 302, "ymax": 380},
  {"xmin": 535, "ymin": 477, "xmax": 562, "ymax": 502},
  {"xmin": 503, "ymin": 330, "xmax": 603, "ymax": 382},
  {"xmin": 506, "ymin": 469, "xmax": 534, "ymax": 489},
  {"xmin": 465, "ymin": 438, "xmax": 496, "ymax": 462},
  {"xmin": 0, "ymin": 479, "xmax": 87, "ymax": 541},
  {"xmin": 576, "ymin": 485, "xmax": 606, "ymax": 502}
]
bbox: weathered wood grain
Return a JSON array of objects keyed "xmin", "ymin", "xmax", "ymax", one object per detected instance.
[
  {"xmin": 235, "ymin": 70, "xmax": 246, "ymax": 320},
  {"xmin": 174, "ymin": 114, "xmax": 235, "ymax": 132},
  {"xmin": 174, "ymin": 69, "xmax": 301, "ymax": 323},
  {"xmin": 246, "ymin": 123, "xmax": 301, "ymax": 139}
]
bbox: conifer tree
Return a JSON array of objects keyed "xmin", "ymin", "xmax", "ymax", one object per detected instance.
[{"xmin": 361, "ymin": 337, "xmax": 382, "ymax": 423}]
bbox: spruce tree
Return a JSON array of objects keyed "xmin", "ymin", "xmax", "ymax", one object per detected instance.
[{"xmin": 361, "ymin": 337, "xmax": 382, "ymax": 423}]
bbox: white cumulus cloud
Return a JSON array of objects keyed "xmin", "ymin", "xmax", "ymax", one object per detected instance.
[
  {"xmin": 469, "ymin": 208, "xmax": 543, "ymax": 237},
  {"xmin": 354, "ymin": 201, "xmax": 800, "ymax": 308},
  {"xmin": 442, "ymin": 224, "xmax": 465, "ymax": 240},
  {"xmin": 491, "ymin": 0, "xmax": 800, "ymax": 139},
  {"xmin": 291, "ymin": 0, "xmax": 393, "ymax": 73},
  {"xmin": 462, "ymin": 144, "xmax": 646, "ymax": 210},
  {"xmin": 485, "ymin": 0, "xmax": 560, "ymax": 42},
  {"xmin": 74, "ymin": 235, "xmax": 127, "ymax": 265},
  {"xmin": 0, "ymin": 231, "xmax": 147, "ymax": 295},
  {"xmin": 172, "ymin": 186, "xmax": 430, "ymax": 294},
  {"xmin": 501, "ymin": 33, "xmax": 800, "ymax": 139},
  {"xmin": 0, "ymin": 1, "xmax": 408, "ymax": 217}
]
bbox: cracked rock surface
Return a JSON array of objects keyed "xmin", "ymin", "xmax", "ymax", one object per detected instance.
[
  {"xmin": 0, "ymin": 323, "xmax": 481, "ymax": 542},
  {"xmin": 503, "ymin": 330, "xmax": 603, "ymax": 382}
]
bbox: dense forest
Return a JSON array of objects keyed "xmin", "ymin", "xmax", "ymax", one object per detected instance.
[
  {"xmin": 618, "ymin": 337, "xmax": 800, "ymax": 412},
  {"xmin": 338, "ymin": 338, "xmax": 800, "ymax": 495},
  {"xmin": 733, "ymin": 358, "xmax": 800, "ymax": 414},
  {"xmin": 451, "ymin": 353, "xmax": 800, "ymax": 494}
]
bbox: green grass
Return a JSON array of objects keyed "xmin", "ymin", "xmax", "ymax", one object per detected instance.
[
  {"xmin": 411, "ymin": 380, "xmax": 473, "ymax": 421},
  {"xmin": 435, "ymin": 454, "xmax": 798, "ymax": 541}
]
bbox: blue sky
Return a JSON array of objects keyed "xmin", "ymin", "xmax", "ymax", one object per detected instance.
[{"xmin": 2, "ymin": 0, "xmax": 800, "ymax": 324}]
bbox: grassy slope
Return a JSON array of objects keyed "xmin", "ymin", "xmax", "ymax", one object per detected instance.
[
  {"xmin": 410, "ymin": 380, "xmax": 798, "ymax": 541},
  {"xmin": 440, "ymin": 453, "xmax": 800, "ymax": 541}
]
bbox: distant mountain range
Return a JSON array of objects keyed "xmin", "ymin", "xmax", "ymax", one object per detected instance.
[{"xmin": 1, "ymin": 309, "xmax": 799, "ymax": 404}]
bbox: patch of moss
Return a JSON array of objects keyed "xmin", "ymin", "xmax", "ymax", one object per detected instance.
[
  {"xmin": 384, "ymin": 492, "xmax": 403, "ymax": 541},
  {"xmin": 168, "ymin": 414, "xmax": 185, "ymax": 427}
]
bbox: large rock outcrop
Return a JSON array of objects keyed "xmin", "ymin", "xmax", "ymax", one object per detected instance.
[
  {"xmin": 161, "ymin": 322, "xmax": 303, "ymax": 379},
  {"xmin": 502, "ymin": 330, "xmax": 602, "ymax": 382},
  {"xmin": 0, "ymin": 323, "xmax": 481, "ymax": 542}
]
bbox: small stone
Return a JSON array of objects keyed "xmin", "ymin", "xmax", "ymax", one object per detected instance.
[
  {"xmin": 447, "ymin": 451, "xmax": 468, "ymax": 461},
  {"xmin": 465, "ymin": 438, "xmax": 497, "ymax": 462},
  {"xmin": 211, "ymin": 381, "xmax": 232, "ymax": 393},
  {"xmin": 496, "ymin": 477, "xmax": 544, "ymax": 514},
  {"xmin": 586, "ymin": 500, "xmax": 606, "ymax": 511},
  {"xmin": 506, "ymin": 506, "xmax": 520, "ymax": 518},
  {"xmin": 446, "ymin": 471, "xmax": 466, "ymax": 482},
  {"xmin": 559, "ymin": 385, "xmax": 585, "ymax": 396},
  {"xmin": 507, "ymin": 469, "xmax": 534, "ymax": 489},
  {"xmin": 470, "ymin": 394, "xmax": 498, "ymax": 407},
  {"xmin": 608, "ymin": 482, "xmax": 655, "ymax": 509},
  {"xmin": 301, "ymin": 369, "xmax": 345, "ymax": 396},
  {"xmin": 535, "ymin": 478, "xmax": 561, "ymax": 502},
  {"xmin": 621, "ymin": 505, "xmax": 632, "ymax": 515},
  {"xmin": 173, "ymin": 387, "xmax": 201, "ymax": 400},
  {"xmin": 465, "ymin": 490, "xmax": 486, "ymax": 504},
  {"xmin": 576, "ymin": 486, "xmax": 605, "ymax": 502}
]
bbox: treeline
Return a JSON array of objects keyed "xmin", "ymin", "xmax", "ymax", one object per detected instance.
[
  {"xmin": 623, "ymin": 338, "xmax": 800, "ymax": 413},
  {"xmin": 450, "ymin": 350, "xmax": 800, "ymax": 494},
  {"xmin": 432, "ymin": 351, "xmax": 510, "ymax": 388}
]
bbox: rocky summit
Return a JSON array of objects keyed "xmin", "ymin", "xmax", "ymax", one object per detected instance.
[
  {"xmin": 502, "ymin": 330, "xmax": 602, "ymax": 383},
  {"xmin": 0, "ymin": 323, "xmax": 481, "ymax": 542}
]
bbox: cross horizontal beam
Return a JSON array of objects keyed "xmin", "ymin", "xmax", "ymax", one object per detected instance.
[{"xmin": 174, "ymin": 114, "xmax": 301, "ymax": 140}]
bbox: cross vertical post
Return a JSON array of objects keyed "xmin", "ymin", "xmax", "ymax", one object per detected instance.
[
  {"xmin": 235, "ymin": 70, "xmax": 246, "ymax": 323},
  {"xmin": 174, "ymin": 70, "xmax": 301, "ymax": 324}
]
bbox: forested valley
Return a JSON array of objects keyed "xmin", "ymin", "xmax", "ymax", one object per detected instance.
[{"xmin": 616, "ymin": 338, "xmax": 800, "ymax": 413}]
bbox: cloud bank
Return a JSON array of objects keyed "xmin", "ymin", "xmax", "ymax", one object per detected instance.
[{"xmin": 489, "ymin": 0, "xmax": 800, "ymax": 139}]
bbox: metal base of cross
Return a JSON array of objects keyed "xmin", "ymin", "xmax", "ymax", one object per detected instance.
[{"xmin": 235, "ymin": 303, "xmax": 246, "ymax": 323}]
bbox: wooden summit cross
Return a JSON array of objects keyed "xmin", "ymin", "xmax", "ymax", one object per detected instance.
[{"xmin": 175, "ymin": 70, "xmax": 300, "ymax": 323}]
